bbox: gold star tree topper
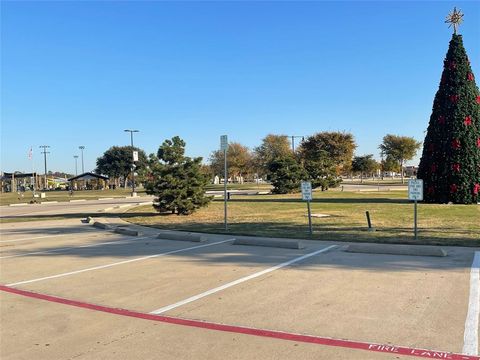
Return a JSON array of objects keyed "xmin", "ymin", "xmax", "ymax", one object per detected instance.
[{"xmin": 445, "ymin": 7, "xmax": 464, "ymax": 34}]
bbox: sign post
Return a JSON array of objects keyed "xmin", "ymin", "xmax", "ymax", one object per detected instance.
[
  {"xmin": 220, "ymin": 135, "xmax": 228, "ymax": 231},
  {"xmin": 408, "ymin": 179, "xmax": 423, "ymax": 240},
  {"xmin": 301, "ymin": 181, "xmax": 313, "ymax": 235}
]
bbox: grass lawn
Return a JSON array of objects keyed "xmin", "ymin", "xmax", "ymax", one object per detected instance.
[
  {"xmin": 123, "ymin": 190, "xmax": 480, "ymax": 246},
  {"xmin": 0, "ymin": 188, "xmax": 147, "ymax": 206},
  {"xmin": 205, "ymin": 183, "xmax": 272, "ymax": 191}
]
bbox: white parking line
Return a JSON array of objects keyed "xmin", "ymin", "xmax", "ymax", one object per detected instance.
[
  {"xmin": 150, "ymin": 245, "xmax": 337, "ymax": 314},
  {"xmin": 0, "ymin": 236, "xmax": 152, "ymax": 259},
  {"xmin": 0, "ymin": 233, "xmax": 62, "ymax": 243},
  {"xmin": 0, "ymin": 227, "xmax": 101, "ymax": 243},
  {"xmin": 463, "ymin": 251, "xmax": 480, "ymax": 355},
  {"xmin": 7, "ymin": 239, "xmax": 234, "ymax": 286}
]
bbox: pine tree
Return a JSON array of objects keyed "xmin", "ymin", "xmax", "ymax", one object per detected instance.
[
  {"xmin": 268, "ymin": 155, "xmax": 307, "ymax": 194},
  {"xmin": 417, "ymin": 32, "xmax": 480, "ymax": 204},
  {"xmin": 145, "ymin": 137, "xmax": 212, "ymax": 215}
]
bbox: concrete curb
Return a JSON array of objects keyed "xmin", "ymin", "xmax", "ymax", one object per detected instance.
[
  {"xmin": 157, "ymin": 232, "xmax": 208, "ymax": 242},
  {"xmin": 69, "ymin": 199, "xmax": 86, "ymax": 202},
  {"xmin": 232, "ymin": 238, "xmax": 304, "ymax": 249},
  {"xmin": 98, "ymin": 197, "xmax": 114, "ymax": 200},
  {"xmin": 114, "ymin": 228, "xmax": 141, "ymax": 236},
  {"xmin": 8, "ymin": 203, "xmax": 30, "ymax": 207},
  {"xmin": 92, "ymin": 221, "xmax": 112, "ymax": 230},
  {"xmin": 345, "ymin": 243, "xmax": 447, "ymax": 257}
]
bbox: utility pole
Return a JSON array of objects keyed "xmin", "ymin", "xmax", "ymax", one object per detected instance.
[
  {"xmin": 290, "ymin": 135, "xmax": 305, "ymax": 152},
  {"xmin": 39, "ymin": 145, "xmax": 50, "ymax": 190},
  {"xmin": 79, "ymin": 146, "xmax": 85, "ymax": 173},
  {"xmin": 124, "ymin": 129, "xmax": 139, "ymax": 196},
  {"xmin": 74, "ymin": 155, "xmax": 79, "ymax": 175}
]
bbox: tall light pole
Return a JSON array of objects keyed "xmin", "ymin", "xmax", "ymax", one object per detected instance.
[
  {"xmin": 39, "ymin": 145, "xmax": 50, "ymax": 190},
  {"xmin": 290, "ymin": 135, "xmax": 305, "ymax": 152},
  {"xmin": 74, "ymin": 155, "xmax": 79, "ymax": 176},
  {"xmin": 79, "ymin": 146, "xmax": 85, "ymax": 173},
  {"xmin": 124, "ymin": 129, "xmax": 139, "ymax": 196}
]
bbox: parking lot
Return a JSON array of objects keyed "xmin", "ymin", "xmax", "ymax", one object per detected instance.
[{"xmin": 1, "ymin": 219, "xmax": 479, "ymax": 359}]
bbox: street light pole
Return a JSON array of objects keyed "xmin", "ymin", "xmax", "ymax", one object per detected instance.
[
  {"xmin": 79, "ymin": 146, "xmax": 85, "ymax": 173},
  {"xmin": 290, "ymin": 135, "xmax": 305, "ymax": 152},
  {"xmin": 124, "ymin": 129, "xmax": 139, "ymax": 196},
  {"xmin": 74, "ymin": 155, "xmax": 79, "ymax": 175},
  {"xmin": 39, "ymin": 145, "xmax": 50, "ymax": 190}
]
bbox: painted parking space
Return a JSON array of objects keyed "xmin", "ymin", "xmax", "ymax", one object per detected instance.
[
  {"xmin": 150, "ymin": 248, "xmax": 474, "ymax": 355},
  {"xmin": 8, "ymin": 242, "xmax": 332, "ymax": 312}
]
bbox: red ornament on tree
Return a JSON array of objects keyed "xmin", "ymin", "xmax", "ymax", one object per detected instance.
[
  {"xmin": 450, "ymin": 184, "xmax": 458, "ymax": 193},
  {"xmin": 452, "ymin": 139, "xmax": 461, "ymax": 149},
  {"xmin": 476, "ymin": 96, "xmax": 480, "ymax": 104},
  {"xmin": 464, "ymin": 116, "xmax": 472, "ymax": 126},
  {"xmin": 428, "ymin": 143, "xmax": 435, "ymax": 152},
  {"xmin": 474, "ymin": 184, "xmax": 480, "ymax": 195},
  {"xmin": 448, "ymin": 61, "xmax": 456, "ymax": 70},
  {"xmin": 427, "ymin": 186, "xmax": 435, "ymax": 194},
  {"xmin": 438, "ymin": 115, "xmax": 446, "ymax": 124},
  {"xmin": 431, "ymin": 164, "xmax": 437, "ymax": 173},
  {"xmin": 452, "ymin": 163, "xmax": 461, "ymax": 172},
  {"xmin": 477, "ymin": 138, "xmax": 480, "ymax": 148},
  {"xmin": 468, "ymin": 73, "xmax": 474, "ymax": 81},
  {"xmin": 450, "ymin": 94, "xmax": 459, "ymax": 103}
]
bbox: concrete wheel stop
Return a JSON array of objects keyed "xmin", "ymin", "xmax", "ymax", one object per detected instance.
[
  {"xmin": 114, "ymin": 227, "xmax": 142, "ymax": 236},
  {"xmin": 232, "ymin": 238, "xmax": 304, "ymax": 250},
  {"xmin": 157, "ymin": 232, "xmax": 208, "ymax": 242},
  {"xmin": 345, "ymin": 243, "xmax": 447, "ymax": 257}
]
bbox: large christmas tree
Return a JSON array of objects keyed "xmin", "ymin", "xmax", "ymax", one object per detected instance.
[{"xmin": 417, "ymin": 8, "xmax": 480, "ymax": 204}]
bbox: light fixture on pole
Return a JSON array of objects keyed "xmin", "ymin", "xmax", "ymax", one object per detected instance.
[
  {"xmin": 290, "ymin": 135, "xmax": 305, "ymax": 152},
  {"xmin": 79, "ymin": 146, "xmax": 85, "ymax": 173},
  {"xmin": 74, "ymin": 155, "xmax": 79, "ymax": 175},
  {"xmin": 39, "ymin": 145, "xmax": 50, "ymax": 190},
  {"xmin": 124, "ymin": 129, "xmax": 139, "ymax": 196}
]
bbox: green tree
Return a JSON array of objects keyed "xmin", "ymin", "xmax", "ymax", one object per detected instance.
[
  {"xmin": 268, "ymin": 155, "xmax": 307, "ymax": 194},
  {"xmin": 95, "ymin": 146, "xmax": 147, "ymax": 188},
  {"xmin": 298, "ymin": 131, "xmax": 355, "ymax": 189},
  {"xmin": 352, "ymin": 155, "xmax": 379, "ymax": 183},
  {"xmin": 417, "ymin": 33, "xmax": 480, "ymax": 204},
  {"xmin": 254, "ymin": 134, "xmax": 292, "ymax": 176},
  {"xmin": 145, "ymin": 136, "xmax": 211, "ymax": 215},
  {"xmin": 380, "ymin": 156, "xmax": 401, "ymax": 179},
  {"xmin": 209, "ymin": 142, "xmax": 253, "ymax": 182},
  {"xmin": 379, "ymin": 135, "xmax": 421, "ymax": 184},
  {"xmin": 300, "ymin": 132, "xmax": 356, "ymax": 174}
]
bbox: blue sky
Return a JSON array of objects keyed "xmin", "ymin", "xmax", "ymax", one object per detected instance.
[{"xmin": 1, "ymin": 1, "xmax": 479, "ymax": 174}]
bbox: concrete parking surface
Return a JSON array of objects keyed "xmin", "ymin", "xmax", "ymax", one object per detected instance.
[{"xmin": 1, "ymin": 207, "xmax": 479, "ymax": 359}]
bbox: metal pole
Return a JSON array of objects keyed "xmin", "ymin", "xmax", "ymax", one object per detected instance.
[
  {"xmin": 74, "ymin": 156, "xmax": 78, "ymax": 175},
  {"xmin": 79, "ymin": 146, "xmax": 85, "ymax": 173},
  {"xmin": 224, "ymin": 148, "xmax": 228, "ymax": 231},
  {"xmin": 39, "ymin": 145, "xmax": 50, "ymax": 190},
  {"xmin": 124, "ymin": 129, "xmax": 139, "ymax": 196},
  {"xmin": 366, "ymin": 211, "xmax": 372, "ymax": 229},
  {"xmin": 414, "ymin": 200, "xmax": 418, "ymax": 240},
  {"xmin": 291, "ymin": 136, "xmax": 295, "ymax": 152},
  {"xmin": 307, "ymin": 200, "xmax": 312, "ymax": 235},
  {"xmin": 130, "ymin": 132, "xmax": 135, "ymax": 195}
]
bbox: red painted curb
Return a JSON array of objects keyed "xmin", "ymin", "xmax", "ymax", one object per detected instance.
[{"xmin": 1, "ymin": 284, "xmax": 477, "ymax": 360}]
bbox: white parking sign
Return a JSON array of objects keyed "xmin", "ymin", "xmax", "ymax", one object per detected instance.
[
  {"xmin": 301, "ymin": 181, "xmax": 312, "ymax": 201},
  {"xmin": 408, "ymin": 179, "xmax": 423, "ymax": 201}
]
